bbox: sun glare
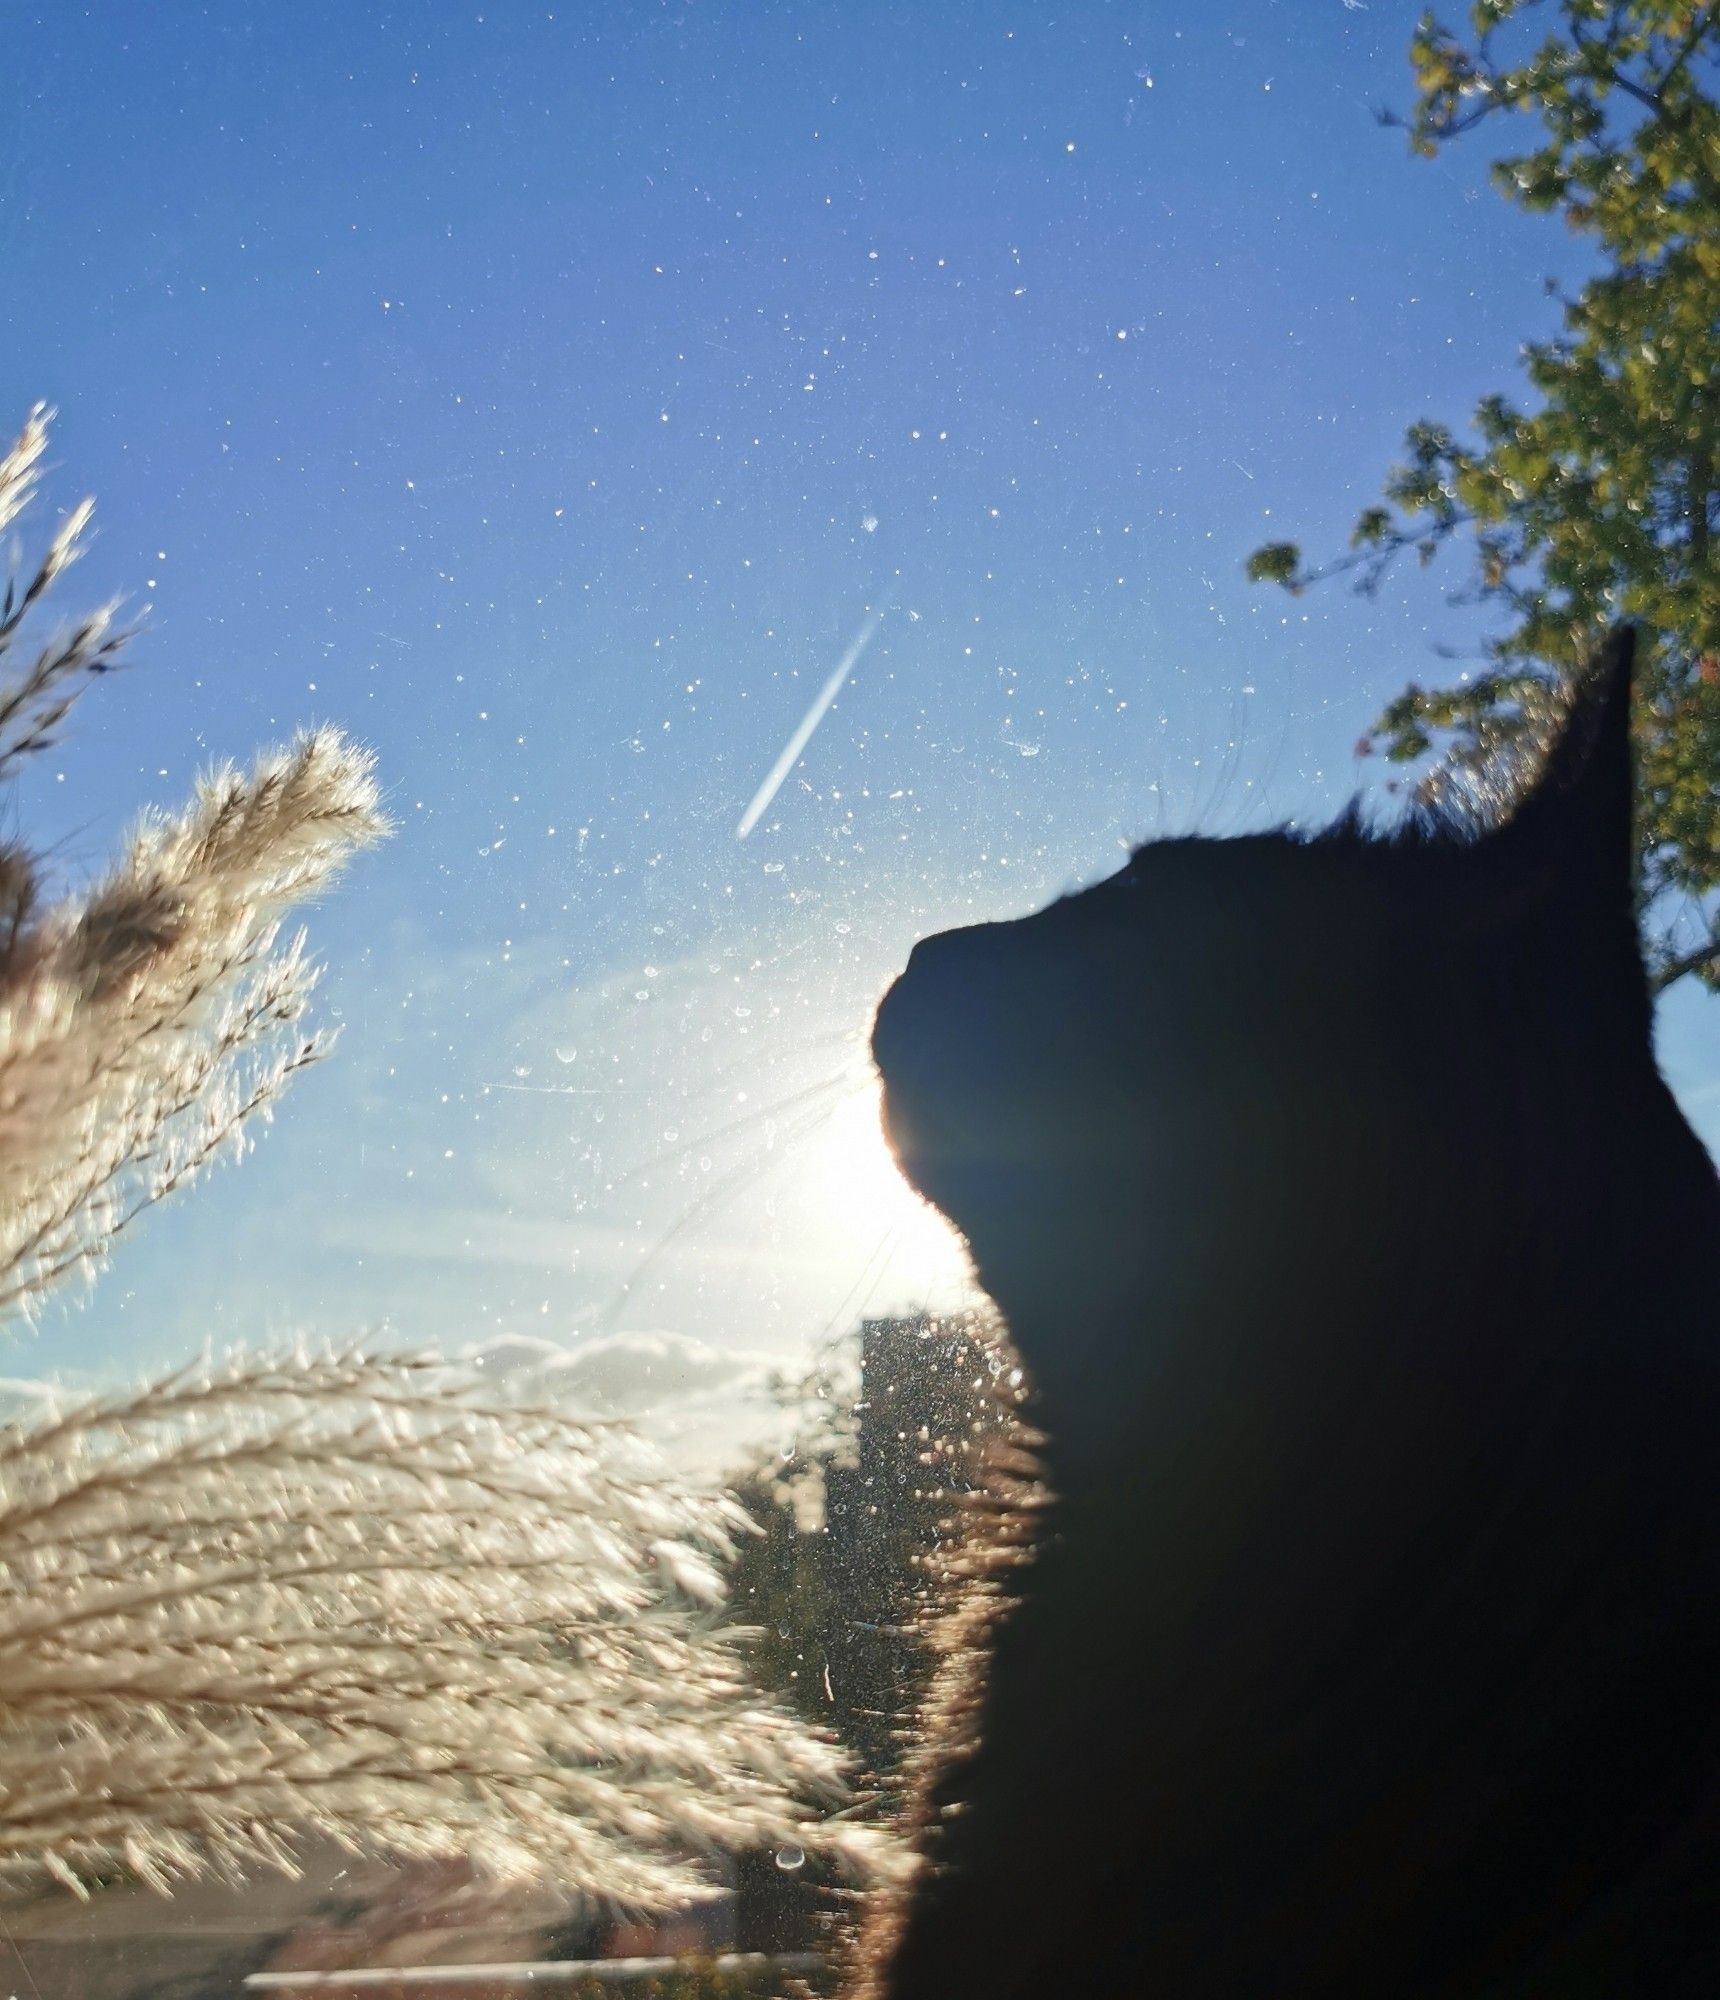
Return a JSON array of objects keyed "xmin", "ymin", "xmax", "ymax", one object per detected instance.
[{"xmin": 804, "ymin": 1085, "xmax": 971, "ymax": 1309}]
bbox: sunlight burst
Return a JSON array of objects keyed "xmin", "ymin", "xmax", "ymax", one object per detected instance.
[{"xmin": 803, "ymin": 1085, "xmax": 970, "ymax": 1309}]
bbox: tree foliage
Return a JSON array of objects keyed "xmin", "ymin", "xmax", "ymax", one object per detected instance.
[{"xmin": 1249, "ymin": 1, "xmax": 1720, "ymax": 991}]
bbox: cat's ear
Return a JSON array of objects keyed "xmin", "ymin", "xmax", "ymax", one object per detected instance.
[{"xmin": 1498, "ymin": 625, "xmax": 1636, "ymax": 907}]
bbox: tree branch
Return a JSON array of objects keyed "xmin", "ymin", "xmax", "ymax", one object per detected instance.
[
  {"xmin": 1651, "ymin": 932, "xmax": 1720, "ymax": 993},
  {"xmin": 1655, "ymin": 5, "xmax": 1717, "ymax": 103}
]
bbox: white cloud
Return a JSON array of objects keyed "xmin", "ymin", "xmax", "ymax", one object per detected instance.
[
  {"xmin": 461, "ymin": 1328, "xmax": 787, "ymax": 1478},
  {"xmin": 463, "ymin": 1327, "xmax": 775, "ymax": 1416}
]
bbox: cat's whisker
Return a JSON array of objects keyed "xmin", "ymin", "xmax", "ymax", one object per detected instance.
[
  {"xmin": 607, "ymin": 1066, "xmax": 862, "ymax": 1192},
  {"xmin": 814, "ymin": 1227, "xmax": 900, "ymax": 1349},
  {"xmin": 1207, "ymin": 689, "xmax": 1258, "ymax": 835},
  {"xmin": 592, "ymin": 1092, "xmax": 853, "ymax": 1331}
]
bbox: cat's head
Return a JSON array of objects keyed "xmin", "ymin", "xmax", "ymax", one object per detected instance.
[{"xmin": 872, "ymin": 630, "xmax": 1650, "ymax": 1386}]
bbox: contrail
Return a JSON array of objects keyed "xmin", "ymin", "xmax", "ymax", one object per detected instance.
[{"xmin": 736, "ymin": 603, "xmax": 888, "ymax": 839}]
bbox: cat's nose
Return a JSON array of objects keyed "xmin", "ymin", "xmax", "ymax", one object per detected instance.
[
  {"xmin": 903, "ymin": 924, "xmax": 993, "ymax": 997},
  {"xmin": 871, "ymin": 924, "xmax": 997, "ymax": 1087}
]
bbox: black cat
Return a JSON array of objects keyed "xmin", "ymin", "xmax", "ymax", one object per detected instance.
[{"xmin": 864, "ymin": 629, "xmax": 1719, "ymax": 1996}]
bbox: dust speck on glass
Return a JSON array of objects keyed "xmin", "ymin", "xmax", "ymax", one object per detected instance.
[{"xmin": 3, "ymin": 0, "xmax": 1715, "ymax": 1990}]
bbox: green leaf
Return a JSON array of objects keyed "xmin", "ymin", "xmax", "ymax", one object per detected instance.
[
  {"xmin": 1244, "ymin": 0, "xmax": 1720, "ymax": 994},
  {"xmin": 1245, "ymin": 542, "xmax": 1303, "ymax": 586}
]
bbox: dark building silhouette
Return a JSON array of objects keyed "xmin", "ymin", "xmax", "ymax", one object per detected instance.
[
  {"xmin": 820, "ymin": 1313, "xmax": 1001, "ymax": 1793},
  {"xmin": 726, "ymin": 1311, "xmax": 1006, "ymax": 1961}
]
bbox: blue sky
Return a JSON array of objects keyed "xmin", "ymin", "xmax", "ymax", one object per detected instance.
[{"xmin": 5, "ymin": 2, "xmax": 1713, "ymax": 1450}]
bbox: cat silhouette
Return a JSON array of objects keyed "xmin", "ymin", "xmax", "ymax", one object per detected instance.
[{"xmin": 863, "ymin": 629, "xmax": 1719, "ymax": 1996}]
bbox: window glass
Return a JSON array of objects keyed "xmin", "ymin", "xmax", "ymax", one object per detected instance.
[{"xmin": 4, "ymin": 4, "xmax": 1714, "ymax": 1991}]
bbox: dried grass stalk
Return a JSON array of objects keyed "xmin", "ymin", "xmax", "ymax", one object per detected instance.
[
  {"xmin": 0, "ymin": 405, "xmax": 125, "ymax": 782},
  {"xmin": 0, "ymin": 407, "xmax": 891, "ymax": 1914},
  {"xmin": 0, "ymin": 411, "xmax": 388, "ymax": 1318},
  {"xmin": 0, "ymin": 1348, "xmax": 887, "ymax": 1903}
]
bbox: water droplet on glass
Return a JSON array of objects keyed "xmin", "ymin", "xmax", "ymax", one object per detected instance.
[{"xmin": 775, "ymin": 1844, "xmax": 806, "ymax": 1872}]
